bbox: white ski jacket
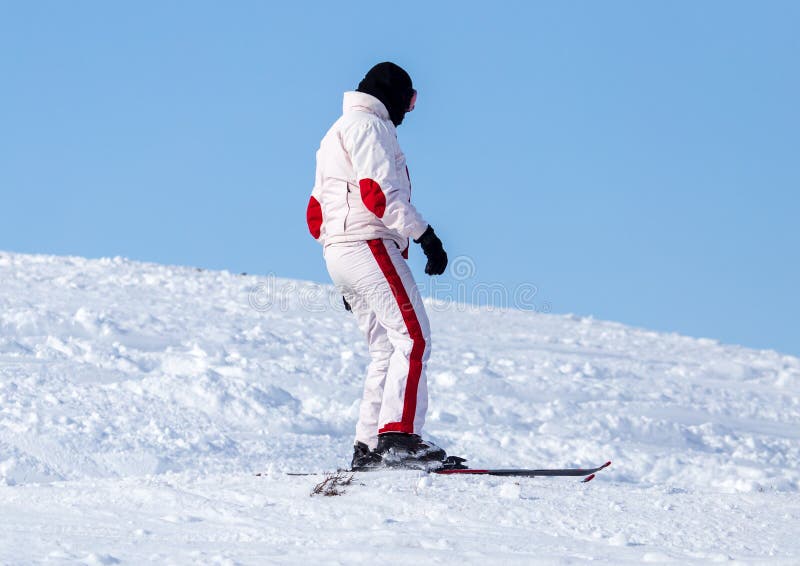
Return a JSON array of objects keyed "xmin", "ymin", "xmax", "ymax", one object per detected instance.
[{"xmin": 306, "ymin": 91, "xmax": 429, "ymax": 252}]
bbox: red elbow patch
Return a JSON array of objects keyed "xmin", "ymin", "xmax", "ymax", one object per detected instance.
[
  {"xmin": 306, "ymin": 196, "xmax": 322, "ymax": 239},
  {"xmin": 359, "ymin": 178, "xmax": 386, "ymax": 218}
]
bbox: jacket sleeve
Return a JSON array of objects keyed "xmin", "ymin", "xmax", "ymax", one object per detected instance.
[{"xmin": 343, "ymin": 120, "xmax": 428, "ymax": 241}]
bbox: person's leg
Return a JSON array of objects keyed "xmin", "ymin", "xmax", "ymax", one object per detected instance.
[
  {"xmin": 362, "ymin": 239, "xmax": 431, "ymax": 437},
  {"xmin": 325, "ymin": 242, "xmax": 393, "ymax": 450},
  {"xmin": 351, "ymin": 309, "xmax": 392, "ymax": 449}
]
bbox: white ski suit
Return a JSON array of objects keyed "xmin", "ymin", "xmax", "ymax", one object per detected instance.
[{"xmin": 307, "ymin": 91, "xmax": 431, "ymax": 449}]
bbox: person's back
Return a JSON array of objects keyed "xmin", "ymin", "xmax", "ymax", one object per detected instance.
[{"xmin": 309, "ymin": 90, "xmax": 420, "ymax": 250}]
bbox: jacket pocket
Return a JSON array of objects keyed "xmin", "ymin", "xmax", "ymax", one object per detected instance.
[{"xmin": 343, "ymin": 180, "xmax": 352, "ymax": 232}]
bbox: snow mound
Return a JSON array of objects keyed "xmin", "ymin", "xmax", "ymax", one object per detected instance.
[
  {"xmin": 1, "ymin": 251, "xmax": 799, "ymax": 563},
  {"xmin": 1, "ymin": 250, "xmax": 797, "ymax": 491}
]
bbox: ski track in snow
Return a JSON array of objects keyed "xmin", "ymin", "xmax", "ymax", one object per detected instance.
[{"xmin": 1, "ymin": 251, "xmax": 799, "ymax": 564}]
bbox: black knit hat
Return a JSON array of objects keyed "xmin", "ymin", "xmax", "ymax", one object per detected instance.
[{"xmin": 357, "ymin": 62, "xmax": 415, "ymax": 127}]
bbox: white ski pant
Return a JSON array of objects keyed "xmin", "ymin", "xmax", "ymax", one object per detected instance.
[{"xmin": 324, "ymin": 239, "xmax": 431, "ymax": 450}]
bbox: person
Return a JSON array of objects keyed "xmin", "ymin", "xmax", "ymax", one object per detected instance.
[{"xmin": 306, "ymin": 62, "xmax": 452, "ymax": 470}]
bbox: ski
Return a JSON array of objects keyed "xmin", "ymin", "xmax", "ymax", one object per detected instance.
[
  {"xmin": 434, "ymin": 461, "xmax": 611, "ymax": 482},
  {"xmin": 279, "ymin": 461, "xmax": 611, "ymax": 481}
]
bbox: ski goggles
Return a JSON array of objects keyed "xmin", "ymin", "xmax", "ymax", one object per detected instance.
[{"xmin": 407, "ymin": 89, "xmax": 417, "ymax": 112}]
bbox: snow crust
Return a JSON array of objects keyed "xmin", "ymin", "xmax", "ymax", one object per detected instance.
[{"xmin": 1, "ymin": 251, "xmax": 799, "ymax": 563}]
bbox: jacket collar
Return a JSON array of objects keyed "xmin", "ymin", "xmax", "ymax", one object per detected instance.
[{"xmin": 343, "ymin": 91, "xmax": 390, "ymax": 122}]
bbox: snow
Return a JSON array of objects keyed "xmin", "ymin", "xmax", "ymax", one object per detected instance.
[{"xmin": 1, "ymin": 250, "xmax": 799, "ymax": 564}]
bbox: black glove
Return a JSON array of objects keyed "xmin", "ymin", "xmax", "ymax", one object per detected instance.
[
  {"xmin": 343, "ymin": 296, "xmax": 352, "ymax": 312},
  {"xmin": 414, "ymin": 225, "xmax": 448, "ymax": 275}
]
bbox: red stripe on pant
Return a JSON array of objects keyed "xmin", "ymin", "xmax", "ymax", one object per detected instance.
[{"xmin": 367, "ymin": 239, "xmax": 425, "ymax": 435}]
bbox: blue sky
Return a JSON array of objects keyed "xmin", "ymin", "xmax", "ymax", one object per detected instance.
[{"xmin": 1, "ymin": 1, "xmax": 798, "ymax": 356}]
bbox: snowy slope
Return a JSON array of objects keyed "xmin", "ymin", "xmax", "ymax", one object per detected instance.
[{"xmin": 1, "ymin": 251, "xmax": 799, "ymax": 564}]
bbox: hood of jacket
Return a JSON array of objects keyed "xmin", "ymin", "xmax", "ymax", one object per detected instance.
[{"xmin": 342, "ymin": 91, "xmax": 392, "ymax": 123}]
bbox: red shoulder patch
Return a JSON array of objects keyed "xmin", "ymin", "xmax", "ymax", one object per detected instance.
[{"xmin": 359, "ymin": 178, "xmax": 386, "ymax": 218}]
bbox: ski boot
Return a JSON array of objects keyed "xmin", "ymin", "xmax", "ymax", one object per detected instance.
[
  {"xmin": 350, "ymin": 441, "xmax": 383, "ymax": 471},
  {"xmin": 376, "ymin": 433, "xmax": 450, "ymax": 471}
]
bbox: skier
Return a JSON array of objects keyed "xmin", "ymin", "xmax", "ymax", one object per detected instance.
[{"xmin": 306, "ymin": 62, "xmax": 451, "ymax": 470}]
